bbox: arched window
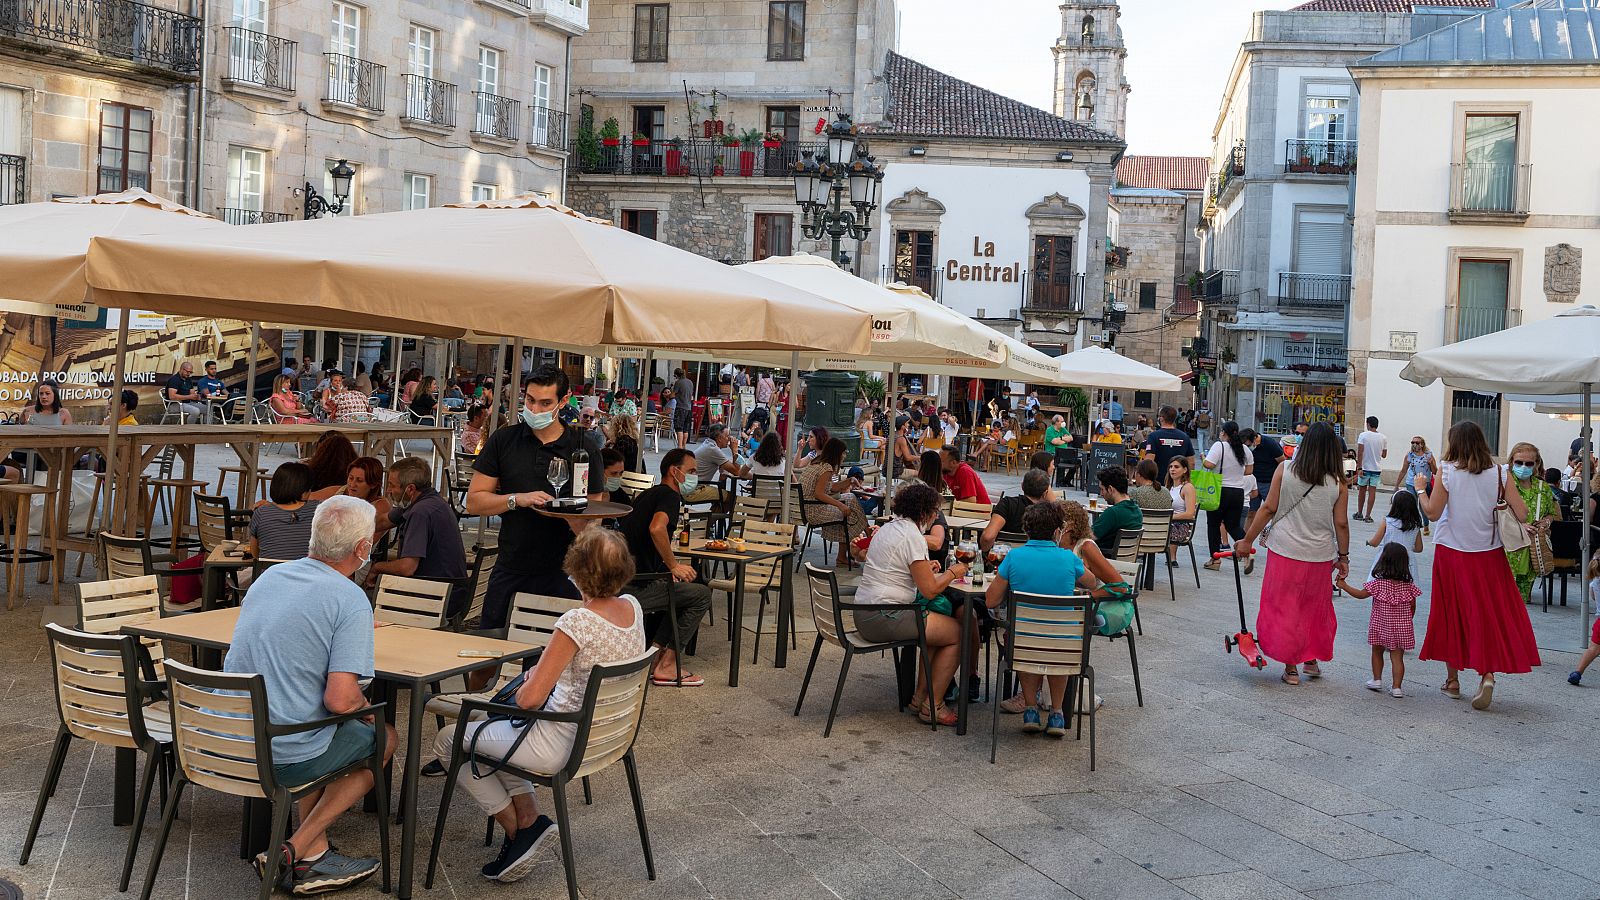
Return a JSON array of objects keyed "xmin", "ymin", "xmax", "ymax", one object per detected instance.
[
  {"xmin": 1075, "ymin": 72, "xmax": 1096, "ymax": 121},
  {"xmin": 1081, "ymin": 14, "xmax": 1094, "ymax": 42}
]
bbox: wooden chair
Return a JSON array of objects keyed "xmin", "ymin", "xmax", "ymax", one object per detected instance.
[
  {"xmin": 992, "ymin": 437, "xmax": 1020, "ymax": 474},
  {"xmin": 789, "ymin": 482, "xmax": 837, "ymax": 569},
  {"xmin": 989, "ymin": 590, "xmax": 1099, "ymax": 769},
  {"xmin": 98, "ymin": 532, "xmax": 185, "ymax": 612},
  {"xmin": 426, "ymin": 650, "xmax": 660, "ymax": 900},
  {"xmin": 427, "ymin": 592, "xmax": 581, "ymax": 724},
  {"xmin": 0, "ymin": 481, "xmax": 59, "ymax": 607},
  {"xmin": 450, "ymin": 544, "xmax": 500, "ymax": 629},
  {"xmin": 78, "ymin": 574, "xmax": 167, "ymax": 671},
  {"xmin": 952, "ymin": 499, "xmax": 993, "ymax": 520},
  {"xmin": 373, "ymin": 574, "xmax": 452, "ymax": 629},
  {"xmin": 192, "ymin": 492, "xmax": 241, "ymax": 554},
  {"xmin": 619, "ymin": 471, "xmax": 656, "ymax": 499},
  {"xmin": 749, "ymin": 474, "xmax": 786, "ymax": 511},
  {"xmin": 710, "ymin": 520, "xmax": 795, "ymax": 663},
  {"xmin": 793, "ymin": 563, "xmax": 934, "ymax": 737},
  {"xmin": 1135, "ymin": 509, "xmax": 1175, "ymax": 603},
  {"xmin": 138, "ymin": 660, "xmax": 389, "ymax": 900},
  {"xmin": 1167, "ymin": 512, "xmax": 1201, "ymax": 590},
  {"xmin": 730, "ymin": 495, "xmax": 770, "ymax": 532},
  {"xmin": 23, "ymin": 624, "xmax": 174, "ymax": 892}
]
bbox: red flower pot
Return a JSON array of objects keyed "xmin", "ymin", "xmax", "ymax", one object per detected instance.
[
  {"xmin": 665, "ymin": 148, "xmax": 686, "ymax": 175},
  {"xmin": 601, "ymin": 137, "xmax": 621, "ymax": 147},
  {"xmin": 738, "ymin": 149, "xmax": 756, "ymax": 176}
]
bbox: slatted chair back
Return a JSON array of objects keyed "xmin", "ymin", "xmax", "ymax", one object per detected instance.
[
  {"xmin": 506, "ymin": 593, "xmax": 583, "ymax": 647},
  {"xmin": 163, "ymin": 659, "xmax": 271, "ymax": 799},
  {"xmin": 459, "ymin": 545, "xmax": 500, "ymax": 625},
  {"xmin": 731, "ymin": 496, "xmax": 770, "ymax": 531},
  {"xmin": 750, "ymin": 475, "xmax": 786, "ymax": 508},
  {"xmin": 193, "ymin": 493, "xmax": 233, "ymax": 553},
  {"xmin": 45, "ymin": 623, "xmax": 160, "ymax": 751},
  {"xmin": 993, "ymin": 530, "xmax": 1029, "ymax": 547},
  {"xmin": 922, "ymin": 432, "xmax": 945, "ymax": 451},
  {"xmin": 1136, "ymin": 510, "xmax": 1172, "ymax": 555},
  {"xmin": 952, "ymin": 500, "xmax": 993, "ymax": 520},
  {"xmin": 803, "ymin": 563, "xmax": 850, "ymax": 649},
  {"xmin": 732, "ymin": 520, "xmax": 795, "ymax": 589},
  {"xmin": 569, "ymin": 650, "xmax": 658, "ymax": 780},
  {"xmin": 373, "ymin": 575, "xmax": 452, "ymax": 629},
  {"xmin": 619, "ymin": 471, "xmax": 656, "ymax": 499},
  {"xmin": 99, "ymin": 532, "xmax": 154, "ymax": 581},
  {"xmin": 1005, "ymin": 591, "xmax": 1094, "ymax": 679},
  {"xmin": 1114, "ymin": 528, "xmax": 1144, "ymax": 565}
]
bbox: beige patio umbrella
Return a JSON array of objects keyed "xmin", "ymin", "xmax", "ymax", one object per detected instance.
[{"xmin": 84, "ymin": 195, "xmax": 873, "ymax": 353}]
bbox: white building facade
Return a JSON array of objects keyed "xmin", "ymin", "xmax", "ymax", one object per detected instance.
[{"xmin": 1347, "ymin": 0, "xmax": 1600, "ymax": 463}]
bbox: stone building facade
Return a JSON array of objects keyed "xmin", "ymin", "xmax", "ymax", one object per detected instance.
[{"xmin": 0, "ymin": 0, "xmax": 202, "ymax": 204}]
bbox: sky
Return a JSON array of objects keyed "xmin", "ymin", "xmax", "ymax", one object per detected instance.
[{"xmin": 897, "ymin": 0, "xmax": 1286, "ymax": 158}]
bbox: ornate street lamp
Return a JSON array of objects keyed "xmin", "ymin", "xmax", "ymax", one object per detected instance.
[
  {"xmin": 303, "ymin": 159, "xmax": 355, "ymax": 219},
  {"xmin": 792, "ymin": 113, "xmax": 885, "ymax": 269}
]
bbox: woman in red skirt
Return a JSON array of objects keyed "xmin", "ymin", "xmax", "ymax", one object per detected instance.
[
  {"xmin": 1234, "ymin": 422, "xmax": 1350, "ymax": 685},
  {"xmin": 1415, "ymin": 421, "xmax": 1540, "ymax": 709}
]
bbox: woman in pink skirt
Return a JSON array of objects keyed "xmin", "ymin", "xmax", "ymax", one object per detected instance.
[
  {"xmin": 1415, "ymin": 421, "xmax": 1540, "ymax": 710},
  {"xmin": 1234, "ymin": 422, "xmax": 1349, "ymax": 685}
]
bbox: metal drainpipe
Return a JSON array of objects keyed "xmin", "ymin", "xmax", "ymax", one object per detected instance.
[
  {"xmin": 187, "ymin": 0, "xmax": 208, "ymax": 208},
  {"xmin": 560, "ymin": 34, "xmax": 572, "ymax": 203}
]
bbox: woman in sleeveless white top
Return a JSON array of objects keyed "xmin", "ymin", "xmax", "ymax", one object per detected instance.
[{"xmin": 1233, "ymin": 423, "xmax": 1349, "ymax": 685}]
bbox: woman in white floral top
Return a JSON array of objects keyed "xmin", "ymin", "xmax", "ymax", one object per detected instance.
[{"xmin": 433, "ymin": 527, "xmax": 646, "ymax": 883}]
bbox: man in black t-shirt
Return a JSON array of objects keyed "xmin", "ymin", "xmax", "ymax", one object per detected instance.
[
  {"xmin": 617, "ymin": 448, "xmax": 713, "ymax": 687},
  {"xmin": 980, "ymin": 469, "xmax": 1051, "ymax": 554},
  {"xmin": 1140, "ymin": 405, "xmax": 1197, "ymax": 477},
  {"xmin": 466, "ymin": 365, "xmax": 605, "ymax": 632}
]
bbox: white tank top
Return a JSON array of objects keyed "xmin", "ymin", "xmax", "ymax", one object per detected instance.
[
  {"xmin": 1261, "ymin": 468, "xmax": 1341, "ymax": 562},
  {"xmin": 1168, "ymin": 484, "xmax": 1187, "ymax": 515},
  {"xmin": 1434, "ymin": 462, "xmax": 1503, "ymax": 553}
]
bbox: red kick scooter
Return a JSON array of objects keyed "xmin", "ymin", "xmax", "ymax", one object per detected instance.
[{"xmin": 1214, "ymin": 549, "xmax": 1267, "ymax": 669}]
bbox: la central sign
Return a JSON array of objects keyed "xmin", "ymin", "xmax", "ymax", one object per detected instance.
[{"xmin": 945, "ymin": 236, "xmax": 1020, "ymax": 283}]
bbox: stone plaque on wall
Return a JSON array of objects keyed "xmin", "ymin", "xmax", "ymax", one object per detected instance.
[
  {"xmin": 1389, "ymin": 331, "xmax": 1417, "ymax": 352},
  {"xmin": 1545, "ymin": 243, "xmax": 1582, "ymax": 303}
]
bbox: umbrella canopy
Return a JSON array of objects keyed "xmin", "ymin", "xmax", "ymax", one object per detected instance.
[
  {"xmin": 1053, "ymin": 346, "xmax": 1184, "ymax": 391},
  {"xmin": 0, "ymin": 189, "xmax": 222, "ymax": 308},
  {"xmin": 1400, "ymin": 305, "xmax": 1600, "ymax": 395},
  {"xmin": 84, "ymin": 194, "xmax": 873, "ymax": 352}
]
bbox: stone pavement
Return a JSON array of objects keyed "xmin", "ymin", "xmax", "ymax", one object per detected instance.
[{"xmin": 0, "ymin": 443, "xmax": 1595, "ymax": 899}]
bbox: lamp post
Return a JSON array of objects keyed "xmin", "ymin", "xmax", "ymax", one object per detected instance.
[
  {"xmin": 791, "ymin": 113, "xmax": 884, "ymax": 270},
  {"xmin": 303, "ymin": 159, "xmax": 355, "ymax": 219}
]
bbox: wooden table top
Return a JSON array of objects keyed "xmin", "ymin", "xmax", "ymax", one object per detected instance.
[
  {"xmin": 203, "ymin": 543, "xmax": 254, "ymax": 569},
  {"xmin": 679, "ymin": 537, "xmax": 796, "ymax": 563},
  {"xmin": 123, "ymin": 607, "xmax": 537, "ymax": 683},
  {"xmin": 944, "ymin": 515, "xmax": 991, "ymax": 531}
]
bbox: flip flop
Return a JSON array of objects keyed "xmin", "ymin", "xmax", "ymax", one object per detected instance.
[
  {"xmin": 1302, "ymin": 663, "xmax": 1322, "ymax": 680},
  {"xmin": 1280, "ymin": 671, "xmax": 1300, "ymax": 686},
  {"xmin": 1441, "ymin": 681, "xmax": 1462, "ymax": 699},
  {"xmin": 651, "ymin": 673, "xmax": 705, "ymax": 688}
]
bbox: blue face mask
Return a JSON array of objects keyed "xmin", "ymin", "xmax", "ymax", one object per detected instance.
[
  {"xmin": 521, "ymin": 407, "xmax": 556, "ymax": 431},
  {"xmin": 605, "ymin": 476, "xmax": 624, "ymax": 492},
  {"xmin": 1511, "ymin": 464, "xmax": 1534, "ymax": 480},
  {"xmin": 678, "ymin": 473, "xmax": 699, "ymax": 496}
]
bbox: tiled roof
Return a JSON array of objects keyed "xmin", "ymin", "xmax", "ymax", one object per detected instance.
[
  {"xmin": 1116, "ymin": 156, "xmax": 1208, "ymax": 191},
  {"xmin": 877, "ymin": 50, "xmax": 1122, "ymax": 144},
  {"xmin": 1289, "ymin": 0, "xmax": 1494, "ymax": 11},
  {"xmin": 1361, "ymin": 0, "xmax": 1600, "ymax": 64}
]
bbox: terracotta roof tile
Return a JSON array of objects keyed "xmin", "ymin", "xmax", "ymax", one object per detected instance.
[
  {"xmin": 1289, "ymin": 0, "xmax": 1493, "ymax": 11},
  {"xmin": 1116, "ymin": 156, "xmax": 1209, "ymax": 191},
  {"xmin": 877, "ymin": 51, "xmax": 1122, "ymax": 144}
]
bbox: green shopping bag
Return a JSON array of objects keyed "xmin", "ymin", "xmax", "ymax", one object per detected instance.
[{"xmin": 1191, "ymin": 468, "xmax": 1223, "ymax": 512}]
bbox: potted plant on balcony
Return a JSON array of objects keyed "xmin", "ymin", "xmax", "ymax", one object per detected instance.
[
  {"xmin": 631, "ymin": 131, "xmax": 651, "ymax": 147},
  {"xmin": 663, "ymin": 137, "xmax": 687, "ymax": 176},
  {"xmin": 738, "ymin": 128, "xmax": 762, "ymax": 176},
  {"xmin": 600, "ymin": 117, "xmax": 621, "ymax": 147},
  {"xmin": 1289, "ymin": 151, "xmax": 1313, "ymax": 173},
  {"xmin": 575, "ymin": 121, "xmax": 603, "ymax": 173},
  {"xmin": 1315, "ymin": 158, "xmax": 1339, "ymax": 175},
  {"xmin": 762, "ymin": 130, "xmax": 783, "ymax": 149},
  {"xmin": 1261, "ymin": 358, "xmax": 1278, "ymax": 370}
]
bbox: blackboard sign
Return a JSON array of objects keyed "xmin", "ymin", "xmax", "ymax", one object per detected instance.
[{"xmin": 1086, "ymin": 441, "xmax": 1128, "ymax": 496}]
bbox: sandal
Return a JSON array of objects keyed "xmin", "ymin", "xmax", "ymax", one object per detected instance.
[
  {"xmin": 1280, "ymin": 669, "xmax": 1300, "ymax": 686},
  {"xmin": 917, "ymin": 702, "xmax": 958, "ymax": 726},
  {"xmin": 1471, "ymin": 679, "xmax": 1494, "ymax": 710},
  {"xmin": 651, "ymin": 672, "xmax": 705, "ymax": 688},
  {"xmin": 1440, "ymin": 679, "xmax": 1461, "ymax": 699},
  {"xmin": 1302, "ymin": 662, "xmax": 1322, "ymax": 680}
]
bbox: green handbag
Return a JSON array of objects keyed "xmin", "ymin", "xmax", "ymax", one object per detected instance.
[
  {"xmin": 1191, "ymin": 469, "xmax": 1223, "ymax": 512},
  {"xmin": 913, "ymin": 592, "xmax": 954, "ymax": 617}
]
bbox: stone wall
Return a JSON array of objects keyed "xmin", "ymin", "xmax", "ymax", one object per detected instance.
[
  {"xmin": 1109, "ymin": 191, "xmax": 1198, "ymax": 415},
  {"xmin": 567, "ymin": 178, "xmax": 831, "ymax": 262}
]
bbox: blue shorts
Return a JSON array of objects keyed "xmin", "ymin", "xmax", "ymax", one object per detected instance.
[
  {"xmin": 273, "ymin": 720, "xmax": 375, "ymax": 788},
  {"xmin": 1357, "ymin": 471, "xmax": 1382, "ymax": 487}
]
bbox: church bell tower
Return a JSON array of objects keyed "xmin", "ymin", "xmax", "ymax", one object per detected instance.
[{"xmin": 1051, "ymin": 0, "xmax": 1130, "ymax": 138}]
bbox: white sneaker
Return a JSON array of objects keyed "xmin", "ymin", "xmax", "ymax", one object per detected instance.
[
  {"xmin": 1365, "ymin": 679, "xmax": 1383, "ymax": 692},
  {"xmin": 1390, "ymin": 687, "xmax": 1404, "ymax": 698}
]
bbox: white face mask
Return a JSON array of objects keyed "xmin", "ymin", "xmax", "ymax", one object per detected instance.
[{"xmin": 356, "ymin": 539, "xmax": 372, "ymax": 569}]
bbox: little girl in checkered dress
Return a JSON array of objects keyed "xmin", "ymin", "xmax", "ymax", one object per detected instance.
[{"xmin": 1337, "ymin": 542, "xmax": 1421, "ymax": 699}]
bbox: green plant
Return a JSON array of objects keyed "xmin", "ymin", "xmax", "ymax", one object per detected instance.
[
  {"xmin": 1187, "ymin": 271, "xmax": 1202, "ymax": 293},
  {"xmin": 1261, "ymin": 358, "xmax": 1277, "ymax": 369},
  {"xmin": 600, "ymin": 117, "xmax": 620, "ymax": 141},
  {"xmin": 739, "ymin": 127, "xmax": 764, "ymax": 147},
  {"xmin": 1055, "ymin": 387, "xmax": 1089, "ymax": 427},
  {"xmin": 857, "ymin": 373, "xmax": 886, "ymax": 403},
  {"xmin": 575, "ymin": 121, "xmax": 602, "ymax": 170}
]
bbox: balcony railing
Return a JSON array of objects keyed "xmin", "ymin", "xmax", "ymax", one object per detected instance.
[
  {"xmin": 1199, "ymin": 268, "xmax": 1239, "ymax": 306},
  {"xmin": 1284, "ymin": 139, "xmax": 1355, "ymax": 174},
  {"xmin": 1278, "ymin": 272, "xmax": 1350, "ymax": 311},
  {"xmin": 1105, "ymin": 244, "xmax": 1129, "ymax": 270},
  {"xmin": 1022, "ymin": 271, "xmax": 1085, "ymax": 314},
  {"xmin": 98, "ymin": 165, "xmax": 148, "ymax": 193},
  {"xmin": 218, "ymin": 207, "xmax": 294, "ymax": 225},
  {"xmin": 1449, "ymin": 162, "xmax": 1530, "ymax": 220},
  {"xmin": 1210, "ymin": 141, "xmax": 1246, "ymax": 204},
  {"xmin": 471, "ymin": 91, "xmax": 519, "ymax": 141},
  {"xmin": 527, "ymin": 105, "xmax": 568, "ymax": 152},
  {"xmin": 0, "ymin": 154, "xmax": 23, "ymax": 205},
  {"xmin": 877, "ymin": 265, "xmax": 943, "ymax": 302},
  {"xmin": 323, "ymin": 52, "xmax": 384, "ymax": 114},
  {"xmin": 401, "ymin": 74, "xmax": 455, "ymax": 127},
  {"xmin": 223, "ymin": 27, "xmax": 295, "ymax": 92},
  {"xmin": 0, "ymin": 0, "xmax": 201, "ymax": 75},
  {"xmin": 571, "ymin": 138, "xmax": 825, "ymax": 177},
  {"xmin": 1447, "ymin": 304, "xmax": 1522, "ymax": 343}
]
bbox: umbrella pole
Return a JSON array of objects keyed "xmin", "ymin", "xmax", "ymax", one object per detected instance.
[
  {"xmin": 1584, "ymin": 385, "xmax": 1593, "ymax": 651},
  {"xmin": 391, "ymin": 335, "xmax": 403, "ymax": 410},
  {"xmin": 103, "ymin": 314, "xmax": 129, "ymax": 535},
  {"xmin": 782, "ymin": 351, "xmax": 799, "ymax": 524},
  {"xmin": 492, "ymin": 338, "xmax": 508, "ymax": 429},
  {"xmin": 640, "ymin": 349, "xmax": 653, "ymax": 474},
  {"xmin": 510, "ymin": 338, "xmax": 525, "ymax": 425},
  {"xmin": 245, "ymin": 322, "xmax": 260, "ymax": 406},
  {"xmin": 886, "ymin": 362, "xmax": 901, "ymax": 507}
]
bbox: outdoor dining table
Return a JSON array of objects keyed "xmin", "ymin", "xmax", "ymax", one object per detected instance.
[
  {"xmin": 200, "ymin": 541, "xmax": 253, "ymax": 612},
  {"xmin": 120, "ymin": 605, "xmax": 539, "ymax": 900},
  {"xmin": 944, "ymin": 515, "xmax": 991, "ymax": 536},
  {"xmin": 939, "ymin": 578, "xmax": 994, "ymax": 737},
  {"xmin": 678, "ymin": 537, "xmax": 797, "ymax": 686}
]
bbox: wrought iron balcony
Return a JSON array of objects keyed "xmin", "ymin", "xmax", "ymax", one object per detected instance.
[
  {"xmin": 1278, "ymin": 272, "xmax": 1350, "ymax": 312},
  {"xmin": 98, "ymin": 164, "xmax": 147, "ymax": 193},
  {"xmin": 0, "ymin": 0, "xmax": 201, "ymax": 77},
  {"xmin": 877, "ymin": 265, "xmax": 943, "ymax": 301},
  {"xmin": 223, "ymin": 27, "xmax": 295, "ymax": 93},
  {"xmin": 218, "ymin": 207, "xmax": 294, "ymax": 225},
  {"xmin": 1199, "ymin": 268, "xmax": 1239, "ymax": 306},
  {"xmin": 323, "ymin": 52, "xmax": 384, "ymax": 114},
  {"xmin": 0, "ymin": 154, "xmax": 23, "ymax": 205},
  {"xmin": 401, "ymin": 74, "xmax": 455, "ymax": 128},
  {"xmin": 472, "ymin": 91, "xmax": 519, "ymax": 142},
  {"xmin": 527, "ymin": 105, "xmax": 568, "ymax": 152},
  {"xmin": 1284, "ymin": 139, "xmax": 1355, "ymax": 175},
  {"xmin": 1446, "ymin": 304, "xmax": 1521, "ymax": 343},
  {"xmin": 1449, "ymin": 162, "xmax": 1530, "ymax": 222},
  {"xmin": 570, "ymin": 138, "xmax": 824, "ymax": 178},
  {"xmin": 1022, "ymin": 270, "xmax": 1085, "ymax": 315},
  {"xmin": 1210, "ymin": 141, "xmax": 1246, "ymax": 205},
  {"xmin": 1105, "ymin": 243, "xmax": 1129, "ymax": 270}
]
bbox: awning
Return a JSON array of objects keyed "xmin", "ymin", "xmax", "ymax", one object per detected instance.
[{"xmin": 1219, "ymin": 312, "xmax": 1345, "ymax": 335}]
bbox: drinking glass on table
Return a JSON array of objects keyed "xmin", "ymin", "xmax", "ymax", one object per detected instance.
[{"xmin": 547, "ymin": 458, "xmax": 570, "ymax": 498}]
